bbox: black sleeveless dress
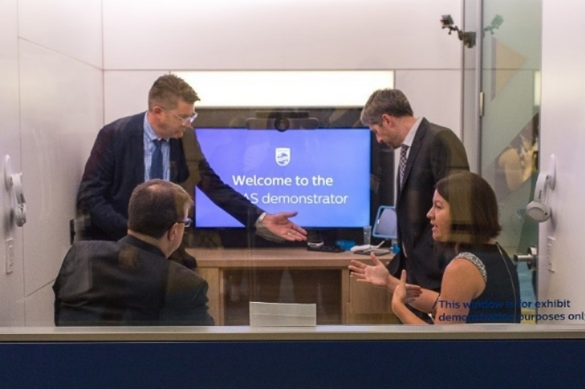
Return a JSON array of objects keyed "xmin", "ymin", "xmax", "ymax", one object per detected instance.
[{"xmin": 456, "ymin": 244, "xmax": 521, "ymax": 323}]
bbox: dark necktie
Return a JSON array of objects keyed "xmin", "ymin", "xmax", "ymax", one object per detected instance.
[
  {"xmin": 150, "ymin": 139, "xmax": 164, "ymax": 179},
  {"xmin": 399, "ymin": 144, "xmax": 409, "ymax": 188}
]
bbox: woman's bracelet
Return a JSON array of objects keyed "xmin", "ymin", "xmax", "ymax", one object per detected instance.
[{"xmin": 431, "ymin": 294, "xmax": 440, "ymax": 311}]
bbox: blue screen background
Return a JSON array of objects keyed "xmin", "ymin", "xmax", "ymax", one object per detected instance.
[{"xmin": 194, "ymin": 128, "xmax": 371, "ymax": 227}]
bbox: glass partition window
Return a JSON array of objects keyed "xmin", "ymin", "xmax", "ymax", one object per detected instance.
[
  {"xmin": 8, "ymin": 0, "xmax": 562, "ymax": 335},
  {"xmin": 169, "ymin": 70, "xmax": 396, "ymax": 325},
  {"xmin": 479, "ymin": 1, "xmax": 542, "ymax": 323}
]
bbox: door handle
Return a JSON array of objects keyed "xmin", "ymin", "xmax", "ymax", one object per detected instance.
[{"xmin": 513, "ymin": 246, "xmax": 537, "ymax": 270}]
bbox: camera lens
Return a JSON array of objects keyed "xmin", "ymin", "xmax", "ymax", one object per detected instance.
[{"xmin": 274, "ymin": 118, "xmax": 290, "ymax": 131}]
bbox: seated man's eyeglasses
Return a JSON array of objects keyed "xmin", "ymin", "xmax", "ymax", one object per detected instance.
[{"xmin": 178, "ymin": 217, "xmax": 192, "ymax": 228}]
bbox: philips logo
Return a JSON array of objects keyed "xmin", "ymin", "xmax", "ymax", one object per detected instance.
[{"xmin": 275, "ymin": 148, "xmax": 291, "ymax": 166}]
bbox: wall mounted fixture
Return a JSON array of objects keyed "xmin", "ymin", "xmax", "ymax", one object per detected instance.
[
  {"xmin": 526, "ymin": 154, "xmax": 556, "ymax": 223},
  {"xmin": 245, "ymin": 110, "xmax": 319, "ymax": 131},
  {"xmin": 4, "ymin": 155, "xmax": 26, "ymax": 227},
  {"xmin": 440, "ymin": 14, "xmax": 476, "ymax": 49},
  {"xmin": 484, "ymin": 14, "xmax": 504, "ymax": 35}
]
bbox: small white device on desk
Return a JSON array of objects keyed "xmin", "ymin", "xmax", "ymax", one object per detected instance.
[{"xmin": 351, "ymin": 205, "xmax": 397, "ymax": 256}]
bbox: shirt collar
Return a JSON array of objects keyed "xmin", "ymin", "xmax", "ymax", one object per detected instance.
[
  {"xmin": 402, "ymin": 117, "xmax": 423, "ymax": 148},
  {"xmin": 143, "ymin": 112, "xmax": 168, "ymax": 141},
  {"xmin": 120, "ymin": 234, "xmax": 166, "ymax": 258}
]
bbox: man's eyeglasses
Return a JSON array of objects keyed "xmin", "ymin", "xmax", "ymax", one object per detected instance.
[
  {"xmin": 162, "ymin": 108, "xmax": 198, "ymax": 126},
  {"xmin": 178, "ymin": 217, "xmax": 192, "ymax": 228}
]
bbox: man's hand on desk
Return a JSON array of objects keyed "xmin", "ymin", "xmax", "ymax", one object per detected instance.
[{"xmin": 257, "ymin": 211, "xmax": 307, "ymax": 242}]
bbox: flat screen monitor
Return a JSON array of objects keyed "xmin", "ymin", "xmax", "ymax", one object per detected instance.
[
  {"xmin": 372, "ymin": 205, "xmax": 398, "ymax": 239},
  {"xmin": 194, "ymin": 127, "xmax": 371, "ymax": 228}
]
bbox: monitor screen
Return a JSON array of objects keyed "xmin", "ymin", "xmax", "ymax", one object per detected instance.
[
  {"xmin": 194, "ymin": 127, "xmax": 371, "ymax": 228},
  {"xmin": 372, "ymin": 205, "xmax": 398, "ymax": 239}
]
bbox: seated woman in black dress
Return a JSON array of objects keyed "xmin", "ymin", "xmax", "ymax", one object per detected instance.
[{"xmin": 391, "ymin": 171, "xmax": 521, "ymax": 324}]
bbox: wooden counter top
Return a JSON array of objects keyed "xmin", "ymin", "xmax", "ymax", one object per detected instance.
[{"xmin": 185, "ymin": 247, "xmax": 390, "ymax": 268}]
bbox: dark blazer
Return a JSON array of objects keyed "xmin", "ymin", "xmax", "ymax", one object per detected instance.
[
  {"xmin": 77, "ymin": 113, "xmax": 263, "ymax": 240},
  {"xmin": 390, "ymin": 118, "xmax": 469, "ymax": 291},
  {"xmin": 53, "ymin": 235, "xmax": 214, "ymax": 326}
]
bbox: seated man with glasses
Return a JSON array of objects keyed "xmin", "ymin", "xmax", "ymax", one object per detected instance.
[
  {"xmin": 54, "ymin": 179, "xmax": 214, "ymax": 326},
  {"xmin": 77, "ymin": 73, "xmax": 307, "ymax": 269}
]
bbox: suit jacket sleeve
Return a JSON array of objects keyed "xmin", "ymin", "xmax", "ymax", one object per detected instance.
[
  {"xmin": 77, "ymin": 126, "xmax": 129, "ymax": 239},
  {"xmin": 180, "ymin": 129, "xmax": 263, "ymax": 227},
  {"xmin": 429, "ymin": 129, "xmax": 470, "ymax": 181},
  {"xmin": 160, "ymin": 264, "xmax": 214, "ymax": 326},
  {"xmin": 195, "ymin": 150, "xmax": 264, "ymax": 228}
]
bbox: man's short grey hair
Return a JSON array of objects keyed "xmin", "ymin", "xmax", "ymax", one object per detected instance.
[{"xmin": 360, "ymin": 89, "xmax": 414, "ymax": 126}]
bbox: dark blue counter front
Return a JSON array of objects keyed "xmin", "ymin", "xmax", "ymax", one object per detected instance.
[{"xmin": 1, "ymin": 339, "xmax": 582, "ymax": 388}]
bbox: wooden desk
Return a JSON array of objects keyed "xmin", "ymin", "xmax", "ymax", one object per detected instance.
[{"xmin": 186, "ymin": 248, "xmax": 399, "ymax": 325}]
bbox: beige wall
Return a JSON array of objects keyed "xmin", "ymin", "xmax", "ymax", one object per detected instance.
[
  {"xmin": 0, "ymin": 0, "xmax": 25, "ymax": 326},
  {"xmin": 1, "ymin": 0, "xmax": 463, "ymax": 326},
  {"xmin": 0, "ymin": 0, "xmax": 104, "ymax": 326},
  {"xmin": 538, "ymin": 0, "xmax": 585, "ymax": 321}
]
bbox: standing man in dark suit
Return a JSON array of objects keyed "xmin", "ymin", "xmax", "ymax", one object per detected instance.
[
  {"xmin": 54, "ymin": 180, "xmax": 214, "ymax": 326},
  {"xmin": 350, "ymin": 89, "xmax": 469, "ymax": 298},
  {"xmin": 77, "ymin": 74, "xmax": 307, "ymax": 266}
]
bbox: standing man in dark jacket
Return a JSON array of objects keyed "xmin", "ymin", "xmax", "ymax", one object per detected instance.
[
  {"xmin": 77, "ymin": 74, "xmax": 307, "ymax": 262},
  {"xmin": 350, "ymin": 89, "xmax": 469, "ymax": 300}
]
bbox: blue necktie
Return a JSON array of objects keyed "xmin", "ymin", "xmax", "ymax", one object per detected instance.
[{"xmin": 150, "ymin": 139, "xmax": 164, "ymax": 179}]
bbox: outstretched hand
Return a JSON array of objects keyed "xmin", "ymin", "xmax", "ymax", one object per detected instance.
[
  {"xmin": 392, "ymin": 269, "xmax": 421, "ymax": 305},
  {"xmin": 349, "ymin": 253, "xmax": 422, "ymax": 297},
  {"xmin": 260, "ymin": 211, "xmax": 307, "ymax": 242},
  {"xmin": 349, "ymin": 253, "xmax": 392, "ymax": 289}
]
